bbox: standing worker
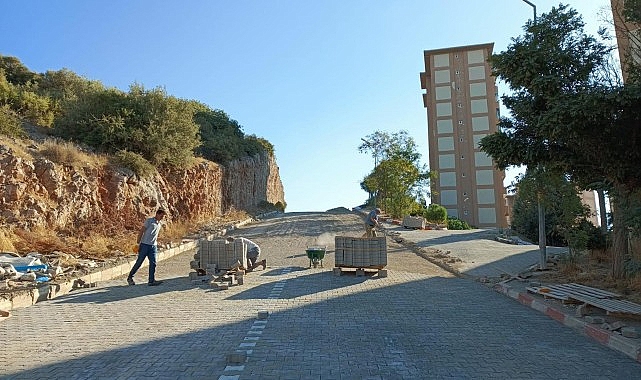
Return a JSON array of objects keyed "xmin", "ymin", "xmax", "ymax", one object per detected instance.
[
  {"xmin": 362, "ymin": 208, "xmax": 381, "ymax": 237},
  {"xmin": 127, "ymin": 209, "xmax": 166, "ymax": 286},
  {"xmin": 227, "ymin": 236, "xmax": 266, "ymax": 272}
]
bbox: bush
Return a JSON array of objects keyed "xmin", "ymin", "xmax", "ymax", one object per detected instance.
[
  {"xmin": 447, "ymin": 217, "xmax": 472, "ymax": 230},
  {"xmin": 424, "ymin": 204, "xmax": 447, "ymax": 224},
  {"xmin": 54, "ymin": 85, "xmax": 200, "ymax": 169},
  {"xmin": 0, "ymin": 105, "xmax": 25, "ymax": 138},
  {"xmin": 113, "ymin": 150, "xmax": 156, "ymax": 178}
]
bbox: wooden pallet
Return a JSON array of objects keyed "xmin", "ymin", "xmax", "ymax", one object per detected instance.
[
  {"xmin": 526, "ymin": 287, "xmax": 572, "ymax": 302},
  {"xmin": 527, "ymin": 283, "xmax": 641, "ymax": 316},
  {"xmin": 569, "ymin": 294, "xmax": 641, "ymax": 316},
  {"xmin": 548, "ymin": 283, "xmax": 622, "ymax": 299},
  {"xmin": 333, "ymin": 266, "xmax": 386, "ymax": 277}
]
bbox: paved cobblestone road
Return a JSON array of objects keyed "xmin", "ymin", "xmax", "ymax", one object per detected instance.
[{"xmin": 1, "ymin": 211, "xmax": 640, "ymax": 379}]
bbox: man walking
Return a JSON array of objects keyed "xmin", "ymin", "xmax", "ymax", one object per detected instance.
[{"xmin": 128, "ymin": 209, "xmax": 166, "ymax": 286}]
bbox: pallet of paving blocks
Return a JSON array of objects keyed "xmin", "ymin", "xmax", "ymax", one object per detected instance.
[
  {"xmin": 334, "ymin": 236, "xmax": 387, "ymax": 269},
  {"xmin": 196, "ymin": 238, "xmax": 247, "ymax": 270}
]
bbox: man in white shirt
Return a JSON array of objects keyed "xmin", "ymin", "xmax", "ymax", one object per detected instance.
[
  {"xmin": 227, "ymin": 236, "xmax": 266, "ymax": 272},
  {"xmin": 128, "ymin": 209, "xmax": 166, "ymax": 286}
]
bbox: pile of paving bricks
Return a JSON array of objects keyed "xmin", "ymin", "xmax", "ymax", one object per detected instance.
[
  {"xmin": 189, "ymin": 238, "xmax": 249, "ymax": 290},
  {"xmin": 335, "ymin": 236, "xmax": 387, "ymax": 268},
  {"xmin": 334, "ymin": 236, "xmax": 388, "ymax": 277}
]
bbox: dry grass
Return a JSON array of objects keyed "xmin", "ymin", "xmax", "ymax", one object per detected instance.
[
  {"xmin": 0, "ymin": 227, "xmax": 17, "ymax": 252},
  {"xmin": 2, "ymin": 208, "xmax": 250, "ymax": 261},
  {"xmin": 0, "ymin": 136, "xmax": 34, "ymax": 161},
  {"xmin": 11, "ymin": 225, "xmax": 68, "ymax": 254},
  {"xmin": 39, "ymin": 139, "xmax": 107, "ymax": 169},
  {"xmin": 540, "ymin": 248, "xmax": 641, "ymax": 305}
]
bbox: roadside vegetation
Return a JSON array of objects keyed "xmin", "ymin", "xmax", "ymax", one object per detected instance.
[
  {"xmin": 0, "ymin": 56, "xmax": 275, "ymax": 258},
  {"xmin": 478, "ymin": 4, "xmax": 641, "ymax": 295},
  {"xmin": 358, "ymin": 130, "xmax": 431, "ymax": 219}
]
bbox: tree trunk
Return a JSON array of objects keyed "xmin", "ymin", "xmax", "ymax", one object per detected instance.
[
  {"xmin": 610, "ymin": 189, "xmax": 628, "ymax": 279},
  {"xmin": 538, "ymin": 192, "xmax": 547, "ymax": 270},
  {"xmin": 597, "ymin": 189, "xmax": 607, "ymax": 233}
]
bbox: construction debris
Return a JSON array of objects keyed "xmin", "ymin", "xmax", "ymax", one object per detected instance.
[{"xmin": 0, "ymin": 250, "xmax": 104, "ymax": 294}]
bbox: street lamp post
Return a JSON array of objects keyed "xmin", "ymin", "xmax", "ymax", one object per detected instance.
[
  {"xmin": 519, "ymin": 0, "xmax": 546, "ymax": 270},
  {"xmin": 521, "ymin": 0, "xmax": 536, "ymax": 21}
]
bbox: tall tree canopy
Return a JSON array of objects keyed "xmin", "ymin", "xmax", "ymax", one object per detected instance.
[
  {"xmin": 479, "ymin": 4, "xmax": 641, "ymax": 278},
  {"xmin": 359, "ymin": 130, "xmax": 430, "ymax": 218}
]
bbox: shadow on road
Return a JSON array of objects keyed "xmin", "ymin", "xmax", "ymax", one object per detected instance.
[{"xmin": 4, "ymin": 273, "xmax": 640, "ymax": 379}]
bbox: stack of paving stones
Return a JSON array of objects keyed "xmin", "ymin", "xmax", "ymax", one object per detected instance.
[
  {"xmin": 190, "ymin": 238, "xmax": 249, "ymax": 290},
  {"xmin": 334, "ymin": 236, "xmax": 387, "ymax": 275},
  {"xmin": 193, "ymin": 238, "xmax": 247, "ymax": 271}
]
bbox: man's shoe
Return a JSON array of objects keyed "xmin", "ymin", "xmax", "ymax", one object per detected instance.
[
  {"xmin": 261, "ymin": 259, "xmax": 267, "ymax": 270},
  {"xmin": 148, "ymin": 280, "xmax": 163, "ymax": 286},
  {"xmin": 127, "ymin": 277, "xmax": 135, "ymax": 286}
]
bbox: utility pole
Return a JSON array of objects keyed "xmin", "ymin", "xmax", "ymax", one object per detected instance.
[
  {"xmin": 520, "ymin": 0, "xmax": 546, "ymax": 270},
  {"xmin": 521, "ymin": 0, "xmax": 537, "ymax": 21}
]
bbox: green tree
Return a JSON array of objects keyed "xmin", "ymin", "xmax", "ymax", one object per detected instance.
[
  {"xmin": 359, "ymin": 130, "xmax": 421, "ymax": 166},
  {"xmin": 363, "ymin": 157, "xmax": 424, "ymax": 218},
  {"xmin": 0, "ymin": 69, "xmax": 54, "ymax": 127},
  {"xmin": 479, "ymin": 4, "xmax": 641, "ymax": 278},
  {"xmin": 0, "ymin": 55, "xmax": 40, "ymax": 86},
  {"xmin": 511, "ymin": 169, "xmax": 591, "ymax": 248},
  {"xmin": 359, "ymin": 130, "xmax": 429, "ymax": 211}
]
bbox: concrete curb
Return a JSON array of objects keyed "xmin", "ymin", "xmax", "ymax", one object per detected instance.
[
  {"xmin": 0, "ymin": 216, "xmax": 259, "ymax": 313},
  {"xmin": 493, "ymin": 282, "xmax": 641, "ymax": 364}
]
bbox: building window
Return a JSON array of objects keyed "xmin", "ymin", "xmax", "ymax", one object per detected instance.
[
  {"xmin": 433, "ymin": 54, "xmax": 450, "ymax": 68},
  {"xmin": 436, "ymin": 102, "xmax": 453, "ymax": 117},
  {"xmin": 471, "ymin": 99, "xmax": 488, "ymax": 114}
]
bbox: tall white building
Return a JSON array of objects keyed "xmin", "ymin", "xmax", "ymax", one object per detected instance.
[{"xmin": 420, "ymin": 43, "xmax": 508, "ymax": 228}]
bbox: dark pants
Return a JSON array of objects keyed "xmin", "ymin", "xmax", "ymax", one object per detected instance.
[
  {"xmin": 128, "ymin": 243, "xmax": 157, "ymax": 284},
  {"xmin": 247, "ymin": 247, "xmax": 260, "ymax": 267}
]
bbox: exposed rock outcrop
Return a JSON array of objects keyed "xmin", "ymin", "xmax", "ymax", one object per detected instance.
[{"xmin": 0, "ymin": 143, "xmax": 285, "ymax": 230}]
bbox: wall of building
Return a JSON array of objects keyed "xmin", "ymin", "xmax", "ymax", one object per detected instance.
[{"xmin": 420, "ymin": 43, "xmax": 507, "ymax": 228}]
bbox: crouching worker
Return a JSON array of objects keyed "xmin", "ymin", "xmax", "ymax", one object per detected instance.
[{"xmin": 226, "ymin": 236, "xmax": 266, "ymax": 272}]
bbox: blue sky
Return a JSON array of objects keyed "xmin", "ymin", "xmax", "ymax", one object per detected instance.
[{"xmin": 1, "ymin": 0, "xmax": 612, "ymax": 212}]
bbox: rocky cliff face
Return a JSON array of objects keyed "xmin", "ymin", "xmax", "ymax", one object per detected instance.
[{"xmin": 0, "ymin": 143, "xmax": 285, "ymax": 230}]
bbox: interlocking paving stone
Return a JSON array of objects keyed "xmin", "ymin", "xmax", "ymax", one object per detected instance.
[{"xmin": 1, "ymin": 212, "xmax": 641, "ymax": 379}]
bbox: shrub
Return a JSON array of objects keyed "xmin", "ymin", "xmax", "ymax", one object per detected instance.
[
  {"xmin": 424, "ymin": 204, "xmax": 447, "ymax": 224},
  {"xmin": 447, "ymin": 217, "xmax": 472, "ymax": 230},
  {"xmin": 54, "ymin": 85, "xmax": 200, "ymax": 169},
  {"xmin": 0, "ymin": 105, "xmax": 25, "ymax": 138},
  {"xmin": 113, "ymin": 150, "xmax": 156, "ymax": 178}
]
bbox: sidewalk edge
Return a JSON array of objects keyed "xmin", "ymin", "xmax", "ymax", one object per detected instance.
[
  {"xmin": 1, "ymin": 217, "xmax": 257, "ymax": 313},
  {"xmin": 493, "ymin": 282, "xmax": 641, "ymax": 364}
]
